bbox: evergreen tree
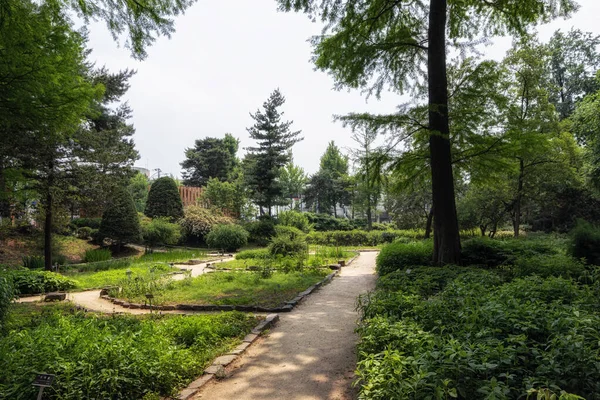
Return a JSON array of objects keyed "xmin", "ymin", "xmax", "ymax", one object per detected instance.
[
  {"xmin": 245, "ymin": 89, "xmax": 303, "ymax": 215},
  {"xmin": 99, "ymin": 187, "xmax": 141, "ymax": 247},
  {"xmin": 180, "ymin": 134, "xmax": 239, "ymax": 187},
  {"xmin": 145, "ymin": 177, "xmax": 184, "ymax": 220}
]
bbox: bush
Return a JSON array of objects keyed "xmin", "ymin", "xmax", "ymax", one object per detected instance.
[
  {"xmin": 243, "ymin": 216, "xmax": 277, "ymax": 246},
  {"xmin": 569, "ymin": 219, "xmax": 600, "ymax": 265},
  {"xmin": 274, "ymin": 225, "xmax": 306, "ymax": 240},
  {"xmin": 307, "ymin": 229, "xmax": 424, "ymax": 246},
  {"xmin": 278, "ymin": 210, "xmax": 312, "ymax": 232},
  {"xmin": 83, "ymin": 249, "xmax": 112, "ymax": 263},
  {"xmin": 235, "ymin": 248, "xmax": 270, "ymax": 260},
  {"xmin": 376, "ymin": 241, "xmax": 433, "ymax": 276},
  {"xmin": 205, "ymin": 225, "xmax": 249, "ymax": 252},
  {"xmin": 305, "ymin": 213, "xmax": 354, "ymax": 231},
  {"xmin": 21, "ymin": 255, "xmax": 44, "ymax": 270},
  {"xmin": 269, "ymin": 234, "xmax": 307, "ymax": 258},
  {"xmin": 1, "ymin": 270, "xmax": 76, "ymax": 295},
  {"xmin": 76, "ymin": 226, "xmax": 93, "ymax": 239},
  {"xmin": 70, "ymin": 217, "xmax": 102, "ymax": 229},
  {"xmin": 142, "ymin": 218, "xmax": 182, "ymax": 249},
  {"xmin": 99, "ymin": 187, "xmax": 141, "ymax": 246},
  {"xmin": 144, "ymin": 177, "xmax": 184, "ymax": 221},
  {"xmin": 0, "ymin": 275, "xmax": 14, "ymax": 332},
  {"xmin": 179, "ymin": 206, "xmax": 234, "ymax": 241}
]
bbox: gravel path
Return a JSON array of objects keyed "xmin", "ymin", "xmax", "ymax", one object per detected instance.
[{"xmin": 194, "ymin": 251, "xmax": 377, "ymax": 400}]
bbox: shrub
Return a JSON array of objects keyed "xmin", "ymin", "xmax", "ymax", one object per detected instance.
[
  {"xmin": 569, "ymin": 219, "xmax": 600, "ymax": 265},
  {"xmin": 269, "ymin": 234, "xmax": 307, "ymax": 258},
  {"xmin": 305, "ymin": 213, "xmax": 354, "ymax": 231},
  {"xmin": 235, "ymin": 248, "xmax": 270, "ymax": 260},
  {"xmin": 205, "ymin": 225, "xmax": 249, "ymax": 252},
  {"xmin": 70, "ymin": 217, "xmax": 102, "ymax": 229},
  {"xmin": 461, "ymin": 237, "xmax": 509, "ymax": 268},
  {"xmin": 142, "ymin": 218, "xmax": 182, "ymax": 249},
  {"xmin": 243, "ymin": 216, "xmax": 277, "ymax": 246},
  {"xmin": 513, "ymin": 253, "xmax": 586, "ymax": 279},
  {"xmin": 179, "ymin": 206, "xmax": 234, "ymax": 241},
  {"xmin": 278, "ymin": 210, "xmax": 312, "ymax": 232},
  {"xmin": 1, "ymin": 270, "xmax": 76, "ymax": 295},
  {"xmin": 21, "ymin": 256, "xmax": 44, "ymax": 270},
  {"xmin": 0, "ymin": 275, "xmax": 14, "ymax": 332},
  {"xmin": 76, "ymin": 226, "xmax": 93, "ymax": 239},
  {"xmin": 83, "ymin": 248, "xmax": 112, "ymax": 263},
  {"xmin": 307, "ymin": 229, "xmax": 424, "ymax": 246},
  {"xmin": 99, "ymin": 187, "xmax": 141, "ymax": 246},
  {"xmin": 376, "ymin": 241, "xmax": 433, "ymax": 276},
  {"xmin": 274, "ymin": 225, "xmax": 306, "ymax": 240},
  {"xmin": 144, "ymin": 177, "xmax": 184, "ymax": 221}
]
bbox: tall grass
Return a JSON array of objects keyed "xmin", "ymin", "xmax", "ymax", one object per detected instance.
[
  {"xmin": 138, "ymin": 249, "xmax": 207, "ymax": 264},
  {"xmin": 83, "ymin": 248, "xmax": 112, "ymax": 263}
]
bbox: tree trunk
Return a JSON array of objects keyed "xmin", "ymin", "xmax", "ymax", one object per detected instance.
[
  {"xmin": 44, "ymin": 164, "xmax": 54, "ymax": 271},
  {"xmin": 0, "ymin": 160, "xmax": 10, "ymax": 220},
  {"xmin": 424, "ymin": 206, "xmax": 434, "ymax": 239},
  {"xmin": 513, "ymin": 159, "xmax": 524, "ymax": 237},
  {"xmin": 428, "ymin": 0, "xmax": 461, "ymax": 265}
]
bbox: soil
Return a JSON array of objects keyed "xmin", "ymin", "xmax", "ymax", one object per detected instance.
[{"xmin": 193, "ymin": 252, "xmax": 377, "ymax": 400}]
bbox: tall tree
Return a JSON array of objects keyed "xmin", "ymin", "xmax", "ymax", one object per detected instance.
[
  {"xmin": 350, "ymin": 128, "xmax": 380, "ymax": 230},
  {"xmin": 547, "ymin": 29, "xmax": 600, "ymax": 120},
  {"xmin": 278, "ymin": 0, "xmax": 577, "ymax": 265},
  {"xmin": 279, "ymin": 161, "xmax": 307, "ymax": 209},
  {"xmin": 245, "ymin": 89, "xmax": 303, "ymax": 215},
  {"xmin": 181, "ymin": 134, "xmax": 239, "ymax": 187}
]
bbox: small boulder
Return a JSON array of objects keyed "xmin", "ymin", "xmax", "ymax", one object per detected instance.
[{"xmin": 44, "ymin": 292, "xmax": 66, "ymax": 302}]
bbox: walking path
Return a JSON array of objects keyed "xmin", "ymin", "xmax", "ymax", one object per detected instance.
[{"xmin": 194, "ymin": 251, "xmax": 377, "ymax": 400}]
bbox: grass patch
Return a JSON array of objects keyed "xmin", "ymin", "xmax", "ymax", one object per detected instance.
[
  {"xmin": 116, "ymin": 270, "xmax": 329, "ymax": 308},
  {"xmin": 65, "ymin": 263, "xmax": 178, "ymax": 290},
  {"xmin": 138, "ymin": 249, "xmax": 208, "ymax": 264},
  {"xmin": 0, "ymin": 302, "xmax": 257, "ymax": 399}
]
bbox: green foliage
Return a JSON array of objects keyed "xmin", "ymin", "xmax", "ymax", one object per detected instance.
[
  {"xmin": 305, "ymin": 213, "xmax": 355, "ymax": 231},
  {"xmin": 462, "ymin": 236, "xmax": 563, "ymax": 268},
  {"xmin": 83, "ymin": 249, "xmax": 112, "ymax": 263},
  {"xmin": 0, "ymin": 270, "xmax": 75, "ymax": 295},
  {"xmin": 68, "ymin": 264, "xmax": 174, "ymax": 290},
  {"xmin": 278, "ymin": 210, "xmax": 312, "ymax": 232},
  {"xmin": 307, "ymin": 229, "xmax": 423, "ymax": 246},
  {"xmin": 138, "ymin": 249, "xmax": 206, "ymax": 264},
  {"xmin": 268, "ymin": 233, "xmax": 307, "ymax": 258},
  {"xmin": 376, "ymin": 241, "xmax": 433, "ymax": 276},
  {"xmin": 181, "ymin": 134, "xmax": 239, "ymax": 187},
  {"xmin": 179, "ymin": 206, "xmax": 234, "ymax": 241},
  {"xmin": 76, "ymin": 226, "xmax": 93, "ymax": 239},
  {"xmin": 99, "ymin": 187, "xmax": 141, "ymax": 245},
  {"xmin": 64, "ymin": 258, "xmax": 133, "ymax": 273},
  {"xmin": 21, "ymin": 256, "xmax": 44, "ymax": 270},
  {"xmin": 70, "ymin": 218, "xmax": 102, "ymax": 229},
  {"xmin": 243, "ymin": 216, "xmax": 277, "ymax": 246},
  {"xmin": 0, "ymin": 275, "xmax": 14, "ymax": 332},
  {"xmin": 199, "ymin": 177, "xmax": 245, "ymax": 216},
  {"xmin": 142, "ymin": 217, "xmax": 182, "ymax": 248},
  {"xmin": 235, "ymin": 248, "xmax": 270, "ymax": 260},
  {"xmin": 205, "ymin": 225, "xmax": 249, "ymax": 252},
  {"xmin": 128, "ymin": 171, "xmax": 150, "ymax": 212},
  {"xmin": 569, "ymin": 220, "xmax": 600, "ymax": 265},
  {"xmin": 0, "ymin": 304, "xmax": 255, "ymax": 399},
  {"xmin": 144, "ymin": 177, "xmax": 184, "ymax": 221}
]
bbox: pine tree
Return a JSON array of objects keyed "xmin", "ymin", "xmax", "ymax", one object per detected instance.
[
  {"xmin": 245, "ymin": 89, "xmax": 303, "ymax": 215},
  {"xmin": 99, "ymin": 187, "xmax": 141, "ymax": 247},
  {"xmin": 144, "ymin": 177, "xmax": 184, "ymax": 220}
]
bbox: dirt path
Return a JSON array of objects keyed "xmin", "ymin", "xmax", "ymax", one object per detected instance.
[{"xmin": 194, "ymin": 251, "xmax": 377, "ymax": 400}]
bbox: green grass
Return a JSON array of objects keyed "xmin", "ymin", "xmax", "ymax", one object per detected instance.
[
  {"xmin": 138, "ymin": 249, "xmax": 209, "ymax": 264},
  {"xmin": 217, "ymin": 252, "xmax": 353, "ymax": 271},
  {"xmin": 1, "ymin": 302, "xmax": 258, "ymax": 399},
  {"xmin": 117, "ymin": 270, "xmax": 330, "ymax": 308},
  {"xmin": 65, "ymin": 263, "xmax": 179, "ymax": 290}
]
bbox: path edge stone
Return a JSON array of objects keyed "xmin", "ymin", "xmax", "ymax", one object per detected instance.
[{"xmin": 177, "ymin": 313, "xmax": 280, "ymax": 400}]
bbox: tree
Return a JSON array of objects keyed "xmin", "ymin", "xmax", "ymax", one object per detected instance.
[
  {"xmin": 181, "ymin": 134, "xmax": 239, "ymax": 187},
  {"xmin": 279, "ymin": 161, "xmax": 307, "ymax": 209},
  {"xmin": 99, "ymin": 187, "xmax": 141, "ymax": 248},
  {"xmin": 320, "ymin": 141, "xmax": 348, "ymax": 177},
  {"xmin": 350, "ymin": 128, "xmax": 381, "ymax": 230},
  {"xmin": 245, "ymin": 89, "xmax": 303, "ymax": 215},
  {"xmin": 547, "ymin": 29, "xmax": 600, "ymax": 120},
  {"xmin": 145, "ymin": 177, "xmax": 184, "ymax": 220},
  {"xmin": 128, "ymin": 172, "xmax": 150, "ymax": 212},
  {"xmin": 199, "ymin": 175, "xmax": 249, "ymax": 217},
  {"xmin": 278, "ymin": 0, "xmax": 577, "ymax": 264}
]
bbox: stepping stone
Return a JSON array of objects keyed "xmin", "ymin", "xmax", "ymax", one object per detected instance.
[
  {"xmin": 205, "ymin": 365, "xmax": 225, "ymax": 375},
  {"xmin": 188, "ymin": 374, "xmax": 214, "ymax": 389},
  {"xmin": 213, "ymin": 355, "xmax": 237, "ymax": 366}
]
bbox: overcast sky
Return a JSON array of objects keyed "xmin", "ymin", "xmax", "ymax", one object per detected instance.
[{"xmin": 85, "ymin": 0, "xmax": 600, "ymax": 178}]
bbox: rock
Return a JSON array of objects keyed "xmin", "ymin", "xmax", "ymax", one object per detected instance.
[
  {"xmin": 243, "ymin": 333, "xmax": 259, "ymax": 343},
  {"xmin": 205, "ymin": 364, "xmax": 225, "ymax": 375},
  {"xmin": 213, "ymin": 354, "xmax": 237, "ymax": 366},
  {"xmin": 328, "ymin": 264, "xmax": 341, "ymax": 270},
  {"xmin": 178, "ymin": 388, "xmax": 198, "ymax": 400},
  {"xmin": 187, "ymin": 374, "xmax": 214, "ymax": 389},
  {"xmin": 44, "ymin": 292, "xmax": 66, "ymax": 302},
  {"xmin": 338, "ymin": 260, "xmax": 346, "ymax": 267}
]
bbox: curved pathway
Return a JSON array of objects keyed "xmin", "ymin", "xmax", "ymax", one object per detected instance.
[{"xmin": 194, "ymin": 252, "xmax": 377, "ymax": 400}]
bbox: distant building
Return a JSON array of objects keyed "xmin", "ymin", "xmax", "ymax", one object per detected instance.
[{"xmin": 133, "ymin": 167, "xmax": 151, "ymax": 177}]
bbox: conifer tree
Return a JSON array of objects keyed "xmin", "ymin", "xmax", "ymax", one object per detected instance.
[
  {"xmin": 145, "ymin": 177, "xmax": 184, "ymax": 221},
  {"xmin": 99, "ymin": 187, "xmax": 141, "ymax": 248},
  {"xmin": 245, "ymin": 89, "xmax": 303, "ymax": 215}
]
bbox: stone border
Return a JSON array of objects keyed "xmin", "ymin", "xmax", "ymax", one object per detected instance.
[{"xmin": 177, "ymin": 313, "xmax": 280, "ymax": 400}]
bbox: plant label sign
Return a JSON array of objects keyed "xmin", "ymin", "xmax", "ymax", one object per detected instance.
[{"xmin": 33, "ymin": 373, "xmax": 55, "ymax": 388}]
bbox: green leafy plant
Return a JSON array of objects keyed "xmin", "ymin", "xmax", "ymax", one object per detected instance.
[
  {"xmin": 144, "ymin": 177, "xmax": 184, "ymax": 221},
  {"xmin": 376, "ymin": 241, "xmax": 433, "ymax": 276},
  {"xmin": 206, "ymin": 224, "xmax": 249, "ymax": 252},
  {"xmin": 21, "ymin": 255, "xmax": 44, "ymax": 270},
  {"xmin": 83, "ymin": 248, "xmax": 112, "ymax": 263},
  {"xmin": 179, "ymin": 206, "xmax": 234, "ymax": 241},
  {"xmin": 569, "ymin": 219, "xmax": 600, "ymax": 265},
  {"xmin": 278, "ymin": 210, "xmax": 312, "ymax": 232},
  {"xmin": 142, "ymin": 217, "xmax": 182, "ymax": 249}
]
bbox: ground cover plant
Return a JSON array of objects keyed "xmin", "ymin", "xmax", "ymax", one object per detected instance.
[
  {"xmin": 0, "ymin": 302, "xmax": 257, "ymax": 400},
  {"xmin": 358, "ymin": 236, "xmax": 600, "ymax": 399},
  {"xmin": 112, "ymin": 269, "xmax": 329, "ymax": 308},
  {"xmin": 0, "ymin": 269, "xmax": 76, "ymax": 295},
  {"xmin": 65, "ymin": 263, "xmax": 178, "ymax": 290}
]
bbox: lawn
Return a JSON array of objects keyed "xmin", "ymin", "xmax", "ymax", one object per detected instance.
[
  {"xmin": 65, "ymin": 263, "xmax": 180, "ymax": 290},
  {"xmin": 0, "ymin": 302, "xmax": 258, "ymax": 400},
  {"xmin": 114, "ymin": 269, "xmax": 330, "ymax": 308}
]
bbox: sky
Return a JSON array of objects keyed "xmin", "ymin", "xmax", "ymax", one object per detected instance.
[{"xmin": 84, "ymin": 0, "xmax": 600, "ymax": 178}]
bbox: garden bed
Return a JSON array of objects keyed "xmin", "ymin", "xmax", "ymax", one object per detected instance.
[{"xmin": 0, "ymin": 302, "xmax": 259, "ymax": 400}]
